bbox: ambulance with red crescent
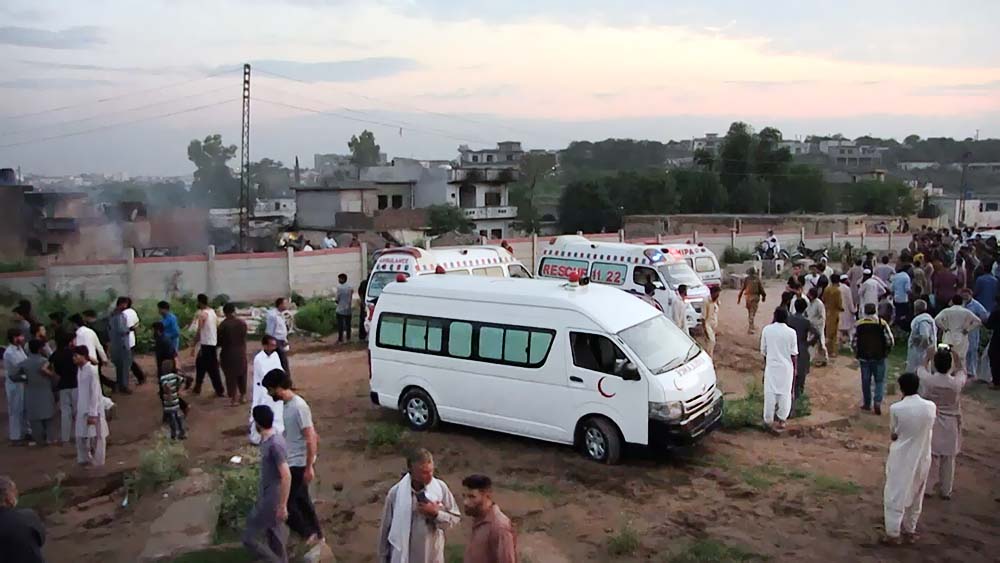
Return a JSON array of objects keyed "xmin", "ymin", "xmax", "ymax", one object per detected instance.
[
  {"xmin": 659, "ymin": 243, "xmax": 723, "ymax": 289},
  {"xmin": 364, "ymin": 246, "xmax": 532, "ymax": 330}
]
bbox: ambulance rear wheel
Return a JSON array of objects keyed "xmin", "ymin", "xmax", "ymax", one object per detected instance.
[{"xmin": 401, "ymin": 388, "xmax": 438, "ymax": 431}]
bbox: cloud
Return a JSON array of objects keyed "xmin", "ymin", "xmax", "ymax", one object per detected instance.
[
  {"xmin": 241, "ymin": 58, "xmax": 420, "ymax": 82},
  {"xmin": 0, "ymin": 26, "xmax": 104, "ymax": 49},
  {"xmin": 0, "ymin": 77, "xmax": 114, "ymax": 89},
  {"xmin": 417, "ymin": 84, "xmax": 518, "ymax": 100},
  {"xmin": 15, "ymin": 59, "xmax": 193, "ymax": 75},
  {"xmin": 724, "ymin": 80, "xmax": 816, "ymax": 88},
  {"xmin": 914, "ymin": 80, "xmax": 1000, "ymax": 96}
]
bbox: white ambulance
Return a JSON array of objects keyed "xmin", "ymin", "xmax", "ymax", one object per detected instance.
[
  {"xmin": 660, "ymin": 243, "xmax": 723, "ymax": 289},
  {"xmin": 364, "ymin": 246, "xmax": 532, "ymax": 329},
  {"xmin": 368, "ymin": 275, "xmax": 723, "ymax": 464},
  {"xmin": 536, "ymin": 236, "xmax": 706, "ymax": 328}
]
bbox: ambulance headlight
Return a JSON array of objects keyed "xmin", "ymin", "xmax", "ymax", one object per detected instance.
[{"xmin": 648, "ymin": 401, "xmax": 684, "ymax": 421}]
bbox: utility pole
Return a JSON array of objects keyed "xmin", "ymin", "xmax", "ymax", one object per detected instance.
[{"xmin": 238, "ymin": 63, "xmax": 251, "ymax": 253}]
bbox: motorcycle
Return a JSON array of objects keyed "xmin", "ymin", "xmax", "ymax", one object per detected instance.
[
  {"xmin": 791, "ymin": 241, "xmax": 828, "ymax": 262},
  {"xmin": 753, "ymin": 240, "xmax": 790, "ymax": 261}
]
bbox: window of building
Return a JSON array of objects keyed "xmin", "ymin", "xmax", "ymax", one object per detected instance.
[
  {"xmin": 484, "ymin": 192, "xmax": 502, "ymax": 206},
  {"xmin": 506, "ymin": 154, "xmax": 514, "ymax": 161},
  {"xmin": 391, "ymin": 195, "xmax": 403, "ymax": 209},
  {"xmin": 486, "ymin": 154, "xmax": 494, "ymax": 163},
  {"xmin": 377, "ymin": 195, "xmax": 388, "ymax": 210},
  {"xmin": 986, "ymin": 202, "xmax": 999, "ymax": 212},
  {"xmin": 472, "ymin": 155, "xmax": 479, "ymax": 163},
  {"xmin": 377, "ymin": 314, "xmax": 555, "ymax": 367},
  {"xmin": 570, "ymin": 332, "xmax": 626, "ymax": 375},
  {"xmin": 274, "ymin": 202, "xmax": 281, "ymax": 211},
  {"xmin": 491, "ymin": 229, "xmax": 503, "ymax": 240}
]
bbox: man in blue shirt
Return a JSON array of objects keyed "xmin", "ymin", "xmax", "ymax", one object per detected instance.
[
  {"xmin": 973, "ymin": 268, "xmax": 998, "ymax": 315},
  {"xmin": 158, "ymin": 301, "xmax": 181, "ymax": 353},
  {"xmin": 891, "ymin": 265, "xmax": 913, "ymax": 329}
]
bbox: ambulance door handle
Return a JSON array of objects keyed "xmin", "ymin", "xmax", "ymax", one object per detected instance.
[{"xmin": 569, "ymin": 376, "xmax": 583, "ymax": 383}]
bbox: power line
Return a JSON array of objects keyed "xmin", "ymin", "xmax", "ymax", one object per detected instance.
[
  {"xmin": 253, "ymin": 66, "xmax": 565, "ymax": 146},
  {"xmin": 253, "ymin": 96, "xmax": 498, "ymax": 145},
  {"xmin": 2, "ymin": 85, "xmax": 234, "ymax": 137},
  {"xmin": 253, "ymin": 83, "xmax": 494, "ymax": 145},
  {"xmin": 0, "ymin": 66, "xmax": 242, "ymax": 122},
  {"xmin": 0, "ymin": 98, "xmax": 238, "ymax": 149}
]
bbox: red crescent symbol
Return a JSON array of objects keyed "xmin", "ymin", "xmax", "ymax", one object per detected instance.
[{"xmin": 598, "ymin": 377, "xmax": 616, "ymax": 398}]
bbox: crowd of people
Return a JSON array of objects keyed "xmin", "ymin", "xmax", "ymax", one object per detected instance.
[{"xmin": 748, "ymin": 225, "xmax": 999, "ymax": 544}]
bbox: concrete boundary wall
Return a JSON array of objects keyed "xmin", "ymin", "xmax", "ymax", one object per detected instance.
[{"xmin": 0, "ymin": 246, "xmax": 365, "ymax": 302}]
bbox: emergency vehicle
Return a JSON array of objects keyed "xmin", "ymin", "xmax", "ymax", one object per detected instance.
[
  {"xmin": 369, "ymin": 275, "xmax": 723, "ymax": 464},
  {"xmin": 660, "ymin": 244, "xmax": 722, "ymax": 288},
  {"xmin": 364, "ymin": 246, "xmax": 532, "ymax": 329},
  {"xmin": 535, "ymin": 236, "xmax": 705, "ymax": 329}
]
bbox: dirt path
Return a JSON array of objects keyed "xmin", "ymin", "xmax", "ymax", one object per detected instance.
[{"xmin": 2, "ymin": 283, "xmax": 999, "ymax": 562}]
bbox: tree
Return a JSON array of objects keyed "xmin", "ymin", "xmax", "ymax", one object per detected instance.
[
  {"xmin": 719, "ymin": 122, "xmax": 754, "ymax": 197},
  {"xmin": 187, "ymin": 134, "xmax": 240, "ymax": 207},
  {"xmin": 904, "ymin": 134, "xmax": 921, "ymax": 146},
  {"xmin": 250, "ymin": 158, "xmax": 291, "ymax": 198},
  {"xmin": 674, "ymin": 170, "xmax": 728, "ymax": 213},
  {"xmin": 427, "ymin": 204, "xmax": 473, "ymax": 236},
  {"xmin": 558, "ymin": 180, "xmax": 616, "ymax": 233},
  {"xmin": 510, "ymin": 152, "xmax": 558, "ymax": 234},
  {"xmin": 348, "ymin": 130, "xmax": 381, "ymax": 167},
  {"xmin": 770, "ymin": 164, "xmax": 829, "ymax": 213},
  {"xmin": 729, "ymin": 177, "xmax": 770, "ymax": 214}
]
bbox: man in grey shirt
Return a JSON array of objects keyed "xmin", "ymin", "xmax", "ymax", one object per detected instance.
[
  {"xmin": 335, "ymin": 273, "xmax": 354, "ymax": 343},
  {"xmin": 108, "ymin": 297, "xmax": 133, "ymax": 394},
  {"xmin": 263, "ymin": 369, "xmax": 323, "ymax": 545},
  {"xmin": 243, "ymin": 405, "xmax": 291, "ymax": 563}
]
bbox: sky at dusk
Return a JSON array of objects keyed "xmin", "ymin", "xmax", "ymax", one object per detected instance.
[{"xmin": 1, "ymin": 0, "xmax": 998, "ymax": 175}]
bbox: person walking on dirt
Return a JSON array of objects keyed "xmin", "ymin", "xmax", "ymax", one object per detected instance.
[
  {"xmin": 265, "ymin": 298, "xmax": 292, "ymax": 378},
  {"xmin": 853, "ymin": 303, "xmax": 895, "ymax": 415},
  {"xmin": 3, "ymin": 328, "xmax": 28, "ymax": 444},
  {"xmin": 806, "ymin": 288, "xmax": 829, "ymax": 366},
  {"xmin": 760, "ymin": 308, "xmax": 798, "ymax": 432},
  {"xmin": 250, "ymin": 338, "xmax": 285, "ymax": 444},
  {"xmin": 738, "ymin": 268, "xmax": 767, "ymax": 335},
  {"xmin": 825, "ymin": 276, "xmax": 844, "ymax": 357},
  {"xmin": 157, "ymin": 301, "xmax": 181, "ymax": 354},
  {"xmin": 377, "ymin": 448, "xmax": 461, "ymax": 563},
  {"xmin": 785, "ymin": 299, "xmax": 818, "ymax": 400},
  {"xmin": 907, "ymin": 301, "xmax": 937, "ymax": 373},
  {"xmin": 702, "ymin": 286, "xmax": 721, "ymax": 357},
  {"xmin": 838, "ymin": 274, "xmax": 856, "ymax": 344},
  {"xmin": 883, "ymin": 372, "xmax": 935, "ymax": 545},
  {"xmin": 218, "ymin": 303, "xmax": 249, "ymax": 406},
  {"xmin": 123, "ymin": 298, "xmax": 146, "ymax": 386},
  {"xmin": 960, "ymin": 288, "xmax": 989, "ymax": 379},
  {"xmin": 262, "ymin": 369, "xmax": 323, "ymax": 547},
  {"xmin": 158, "ymin": 359, "xmax": 187, "ymax": 440},
  {"xmin": 191, "ymin": 294, "xmax": 224, "ymax": 397},
  {"xmin": 847, "ymin": 258, "xmax": 864, "ymax": 306},
  {"xmin": 461, "ymin": 474, "xmax": 517, "ymax": 563},
  {"xmin": 107, "ymin": 297, "xmax": 132, "ymax": 394},
  {"xmin": 243, "ymin": 405, "xmax": 291, "ymax": 563},
  {"xmin": 934, "ymin": 295, "xmax": 981, "ymax": 372},
  {"xmin": 336, "ymin": 274, "xmax": 354, "ymax": 343},
  {"xmin": 73, "ymin": 345, "xmax": 108, "ymax": 468},
  {"xmin": 917, "ymin": 347, "xmax": 965, "ymax": 500}
]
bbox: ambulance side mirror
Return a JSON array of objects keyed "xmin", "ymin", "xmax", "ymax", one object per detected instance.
[{"xmin": 621, "ymin": 362, "xmax": 640, "ymax": 381}]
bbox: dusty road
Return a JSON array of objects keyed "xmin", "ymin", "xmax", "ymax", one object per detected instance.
[{"xmin": 2, "ymin": 281, "xmax": 1000, "ymax": 562}]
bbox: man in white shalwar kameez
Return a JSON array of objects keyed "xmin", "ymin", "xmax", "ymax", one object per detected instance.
[
  {"xmin": 838, "ymin": 275, "xmax": 856, "ymax": 344},
  {"xmin": 934, "ymin": 295, "xmax": 982, "ymax": 371},
  {"xmin": 377, "ymin": 449, "xmax": 461, "ymax": 563},
  {"xmin": 906, "ymin": 300, "xmax": 937, "ymax": 373},
  {"xmin": 760, "ymin": 308, "xmax": 798, "ymax": 432},
  {"xmin": 883, "ymin": 372, "xmax": 936, "ymax": 544},
  {"xmin": 805, "ymin": 288, "xmax": 828, "ymax": 365},
  {"xmin": 73, "ymin": 346, "xmax": 109, "ymax": 467},
  {"xmin": 249, "ymin": 336, "xmax": 285, "ymax": 444}
]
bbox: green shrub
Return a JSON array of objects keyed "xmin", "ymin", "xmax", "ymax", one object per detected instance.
[
  {"xmin": 210, "ymin": 294, "xmax": 231, "ymax": 309},
  {"xmin": 668, "ymin": 538, "xmax": 765, "ymax": 562},
  {"xmin": 722, "ymin": 246, "xmax": 754, "ymax": 265},
  {"xmin": 126, "ymin": 435, "xmax": 187, "ymax": 498},
  {"xmin": 294, "ymin": 298, "xmax": 338, "ymax": 336},
  {"xmin": 33, "ymin": 287, "xmax": 116, "ymax": 321},
  {"xmin": 217, "ymin": 464, "xmax": 260, "ymax": 535},
  {"xmin": 607, "ymin": 523, "xmax": 640, "ymax": 557},
  {"xmin": 289, "ymin": 291, "xmax": 307, "ymax": 307},
  {"xmin": 132, "ymin": 296, "xmax": 198, "ymax": 354},
  {"xmin": 367, "ymin": 421, "xmax": 406, "ymax": 450},
  {"xmin": 792, "ymin": 393, "xmax": 812, "ymax": 418},
  {"xmin": 721, "ymin": 382, "xmax": 764, "ymax": 429},
  {"xmin": 0, "ymin": 259, "xmax": 37, "ymax": 273}
]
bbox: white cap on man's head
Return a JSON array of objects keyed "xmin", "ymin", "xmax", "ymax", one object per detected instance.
[{"xmin": 863, "ymin": 268, "xmax": 873, "ymax": 275}]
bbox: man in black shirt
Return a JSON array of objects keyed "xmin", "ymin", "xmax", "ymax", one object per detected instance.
[
  {"xmin": 0, "ymin": 475, "xmax": 45, "ymax": 563},
  {"xmin": 48, "ymin": 333, "xmax": 78, "ymax": 446}
]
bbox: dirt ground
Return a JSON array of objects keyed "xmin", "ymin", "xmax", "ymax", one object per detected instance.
[{"xmin": 2, "ymin": 280, "xmax": 1000, "ymax": 562}]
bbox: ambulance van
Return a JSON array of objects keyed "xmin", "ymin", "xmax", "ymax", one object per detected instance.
[
  {"xmin": 536, "ymin": 236, "xmax": 707, "ymax": 327},
  {"xmin": 368, "ymin": 275, "xmax": 723, "ymax": 464},
  {"xmin": 364, "ymin": 246, "xmax": 532, "ymax": 328},
  {"xmin": 661, "ymin": 243, "xmax": 723, "ymax": 288}
]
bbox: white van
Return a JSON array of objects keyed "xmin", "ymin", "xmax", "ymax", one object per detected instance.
[
  {"xmin": 661, "ymin": 244, "xmax": 723, "ymax": 289},
  {"xmin": 368, "ymin": 275, "xmax": 723, "ymax": 464},
  {"xmin": 364, "ymin": 246, "xmax": 532, "ymax": 327},
  {"xmin": 536, "ymin": 236, "xmax": 706, "ymax": 328}
]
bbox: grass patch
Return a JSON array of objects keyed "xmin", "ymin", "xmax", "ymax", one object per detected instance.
[
  {"xmin": 445, "ymin": 543, "xmax": 465, "ymax": 563},
  {"xmin": 294, "ymin": 298, "xmax": 338, "ymax": 336},
  {"xmin": 809, "ymin": 474, "xmax": 862, "ymax": 496},
  {"xmin": 738, "ymin": 464, "xmax": 785, "ymax": 490},
  {"xmin": 792, "ymin": 392, "xmax": 812, "ymax": 418},
  {"xmin": 667, "ymin": 538, "xmax": 767, "ymax": 562},
  {"xmin": 721, "ymin": 382, "xmax": 763, "ymax": 429},
  {"xmin": 722, "ymin": 246, "xmax": 754, "ymax": 265},
  {"xmin": 367, "ymin": 421, "xmax": 407, "ymax": 450},
  {"xmin": 125, "ymin": 436, "xmax": 187, "ymax": 498},
  {"xmin": 216, "ymin": 464, "xmax": 260, "ymax": 539},
  {"xmin": 170, "ymin": 546, "xmax": 254, "ymax": 563},
  {"xmin": 505, "ymin": 481, "xmax": 560, "ymax": 499},
  {"xmin": 18, "ymin": 472, "xmax": 66, "ymax": 513},
  {"xmin": 885, "ymin": 343, "xmax": 908, "ymax": 378},
  {"xmin": 607, "ymin": 523, "xmax": 641, "ymax": 557}
]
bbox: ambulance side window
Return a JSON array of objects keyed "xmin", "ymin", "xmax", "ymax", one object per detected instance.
[
  {"xmin": 633, "ymin": 266, "xmax": 663, "ymax": 289},
  {"xmin": 570, "ymin": 332, "xmax": 625, "ymax": 376}
]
